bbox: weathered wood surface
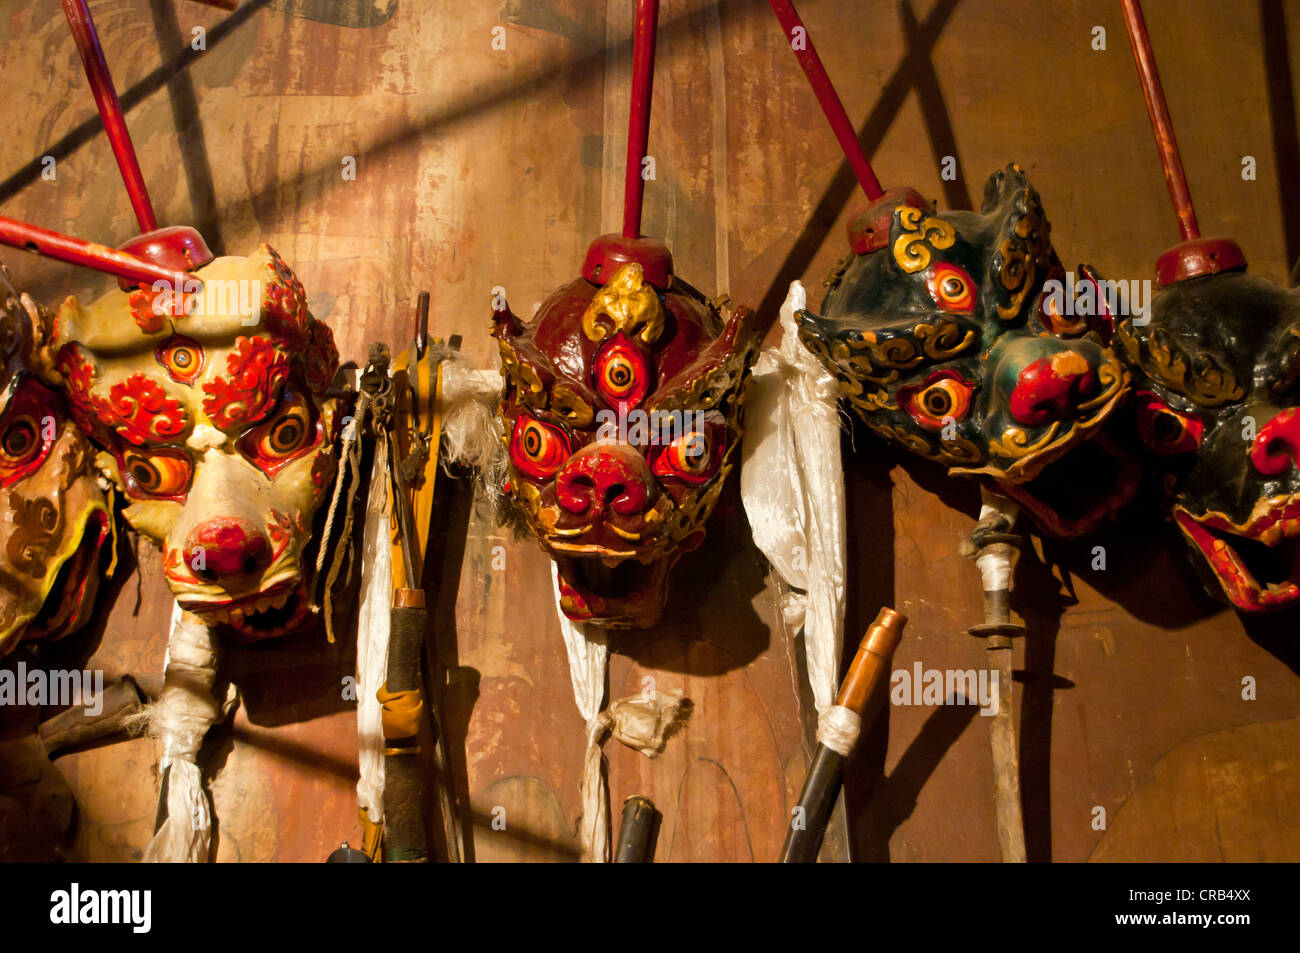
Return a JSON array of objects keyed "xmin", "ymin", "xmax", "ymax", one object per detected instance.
[{"xmin": 0, "ymin": 0, "xmax": 1298, "ymax": 862}]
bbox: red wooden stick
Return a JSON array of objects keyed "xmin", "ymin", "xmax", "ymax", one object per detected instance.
[
  {"xmin": 62, "ymin": 0, "xmax": 159, "ymax": 233},
  {"xmin": 768, "ymin": 0, "xmax": 884, "ymax": 201},
  {"xmin": 0, "ymin": 215, "xmax": 200, "ymax": 288},
  {"xmin": 1120, "ymin": 0, "xmax": 1199, "ymax": 242},
  {"xmin": 623, "ymin": 0, "xmax": 659, "ymax": 240}
]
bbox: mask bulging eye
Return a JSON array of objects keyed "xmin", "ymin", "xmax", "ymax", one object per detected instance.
[
  {"xmin": 1, "ymin": 418, "xmax": 38, "ymax": 460},
  {"xmin": 123, "ymin": 449, "xmax": 193, "ymax": 500},
  {"xmin": 593, "ymin": 334, "xmax": 653, "ymax": 408},
  {"xmin": 0, "ymin": 380, "xmax": 60, "ymax": 487},
  {"xmin": 899, "ymin": 371, "xmax": 975, "ymax": 431},
  {"xmin": 651, "ymin": 429, "xmax": 722, "ymax": 486},
  {"xmin": 927, "ymin": 263, "xmax": 976, "ymax": 313},
  {"xmin": 1135, "ymin": 391, "xmax": 1203, "ymax": 456},
  {"xmin": 155, "ymin": 335, "xmax": 205, "ymax": 385},
  {"xmin": 509, "ymin": 413, "xmax": 571, "ymax": 481},
  {"xmin": 237, "ymin": 390, "xmax": 321, "ymax": 477}
]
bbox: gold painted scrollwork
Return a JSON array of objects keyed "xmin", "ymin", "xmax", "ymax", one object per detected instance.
[
  {"xmin": 550, "ymin": 384, "xmax": 594, "ymax": 428},
  {"xmin": 989, "ymin": 421, "xmax": 1061, "ymax": 461},
  {"xmin": 914, "ymin": 320, "xmax": 977, "ymax": 361},
  {"xmin": 496, "ymin": 337, "xmax": 545, "ymax": 398},
  {"xmin": 994, "ymin": 193, "xmax": 1052, "ymax": 321},
  {"xmin": 1116, "ymin": 318, "xmax": 1244, "ymax": 408},
  {"xmin": 892, "ymin": 206, "xmax": 957, "ymax": 274},
  {"xmin": 581, "ymin": 263, "xmax": 665, "ymax": 346}
]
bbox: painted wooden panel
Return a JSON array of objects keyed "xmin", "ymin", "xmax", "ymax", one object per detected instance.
[{"xmin": 0, "ymin": 0, "xmax": 1297, "ymax": 863}]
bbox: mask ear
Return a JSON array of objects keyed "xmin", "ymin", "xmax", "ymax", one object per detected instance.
[
  {"xmin": 490, "ymin": 293, "xmax": 525, "ymax": 340},
  {"xmin": 985, "ymin": 165, "xmax": 1057, "ymax": 324},
  {"xmin": 649, "ymin": 302, "xmax": 769, "ymax": 425},
  {"xmin": 0, "ymin": 274, "xmax": 34, "ymax": 390}
]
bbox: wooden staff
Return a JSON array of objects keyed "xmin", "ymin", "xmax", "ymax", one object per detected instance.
[
  {"xmin": 1119, "ymin": 0, "xmax": 1246, "ymax": 286},
  {"xmin": 60, "ymin": 0, "xmax": 217, "ymax": 274},
  {"xmin": 1119, "ymin": 0, "xmax": 1198, "ymax": 242},
  {"xmin": 767, "ymin": 0, "xmax": 884, "ymax": 201},
  {"xmin": 0, "ymin": 215, "xmax": 200, "ymax": 288},
  {"xmin": 766, "ymin": 0, "xmax": 929, "ymax": 254},
  {"xmin": 780, "ymin": 607, "xmax": 906, "ymax": 863},
  {"xmin": 61, "ymin": 0, "xmax": 157, "ymax": 233},
  {"xmin": 622, "ymin": 0, "xmax": 659, "ymax": 240}
]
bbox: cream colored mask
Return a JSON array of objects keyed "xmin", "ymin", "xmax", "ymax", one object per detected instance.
[
  {"xmin": 48, "ymin": 245, "xmax": 341, "ymax": 640},
  {"xmin": 0, "ymin": 265, "xmax": 113, "ymax": 657}
]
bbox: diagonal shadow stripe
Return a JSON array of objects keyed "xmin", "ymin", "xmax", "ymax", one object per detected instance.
[
  {"xmin": 755, "ymin": 0, "xmax": 962, "ymax": 321},
  {"xmin": 0, "ymin": 0, "xmax": 272, "ymax": 207}
]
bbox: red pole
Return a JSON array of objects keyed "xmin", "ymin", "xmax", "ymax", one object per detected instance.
[
  {"xmin": 0, "ymin": 215, "xmax": 199, "ymax": 288},
  {"xmin": 1119, "ymin": 0, "xmax": 1199, "ymax": 242},
  {"xmin": 623, "ymin": 0, "xmax": 659, "ymax": 240},
  {"xmin": 768, "ymin": 0, "xmax": 884, "ymax": 201},
  {"xmin": 62, "ymin": 0, "xmax": 159, "ymax": 233}
]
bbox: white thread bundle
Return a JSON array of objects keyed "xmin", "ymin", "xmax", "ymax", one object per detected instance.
[{"xmin": 141, "ymin": 604, "xmax": 219, "ymax": 863}]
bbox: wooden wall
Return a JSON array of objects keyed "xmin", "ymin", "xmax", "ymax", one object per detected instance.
[{"xmin": 1, "ymin": 0, "xmax": 1298, "ymax": 862}]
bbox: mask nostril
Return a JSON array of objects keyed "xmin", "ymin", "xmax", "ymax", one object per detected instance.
[{"xmin": 603, "ymin": 482, "xmax": 626, "ymax": 504}]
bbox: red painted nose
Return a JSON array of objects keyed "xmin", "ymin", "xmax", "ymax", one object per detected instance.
[
  {"xmin": 184, "ymin": 518, "xmax": 272, "ymax": 582},
  {"xmin": 555, "ymin": 444, "xmax": 654, "ymax": 517},
  {"xmin": 1251, "ymin": 409, "xmax": 1300, "ymax": 475},
  {"xmin": 1009, "ymin": 351, "xmax": 1098, "ymax": 425}
]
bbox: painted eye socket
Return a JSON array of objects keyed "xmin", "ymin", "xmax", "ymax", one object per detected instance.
[
  {"xmin": 123, "ymin": 449, "xmax": 193, "ymax": 500},
  {"xmin": 237, "ymin": 391, "xmax": 320, "ymax": 477},
  {"xmin": 1135, "ymin": 391, "xmax": 1203, "ymax": 455},
  {"xmin": 651, "ymin": 431, "xmax": 720, "ymax": 485},
  {"xmin": 0, "ymin": 379, "xmax": 58, "ymax": 488},
  {"xmin": 593, "ymin": 334, "xmax": 653, "ymax": 408},
  {"xmin": 927, "ymin": 263, "xmax": 976, "ymax": 313},
  {"xmin": 2, "ymin": 417, "xmax": 39, "ymax": 460},
  {"xmin": 155, "ymin": 335, "xmax": 205, "ymax": 385},
  {"xmin": 509, "ymin": 413, "xmax": 571, "ymax": 481},
  {"xmin": 899, "ymin": 371, "xmax": 975, "ymax": 431}
]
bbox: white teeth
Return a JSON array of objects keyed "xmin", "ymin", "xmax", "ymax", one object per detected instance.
[
  {"xmin": 271, "ymin": 593, "xmax": 288, "ymax": 610},
  {"xmin": 214, "ymin": 610, "xmax": 230, "ymax": 623}
]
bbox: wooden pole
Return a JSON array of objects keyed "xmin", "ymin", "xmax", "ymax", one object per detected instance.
[
  {"xmin": 768, "ymin": 0, "xmax": 885, "ymax": 201},
  {"xmin": 61, "ymin": 0, "xmax": 159, "ymax": 233},
  {"xmin": 622, "ymin": 0, "xmax": 659, "ymax": 239},
  {"xmin": 0, "ymin": 215, "xmax": 199, "ymax": 288},
  {"xmin": 1119, "ymin": 0, "xmax": 1200, "ymax": 242}
]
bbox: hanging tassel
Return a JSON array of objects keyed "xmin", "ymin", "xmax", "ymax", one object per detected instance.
[
  {"xmin": 138, "ymin": 604, "xmax": 225, "ymax": 863},
  {"xmin": 549, "ymin": 563, "xmax": 689, "ymax": 863},
  {"xmin": 740, "ymin": 280, "xmax": 848, "ymax": 723}
]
